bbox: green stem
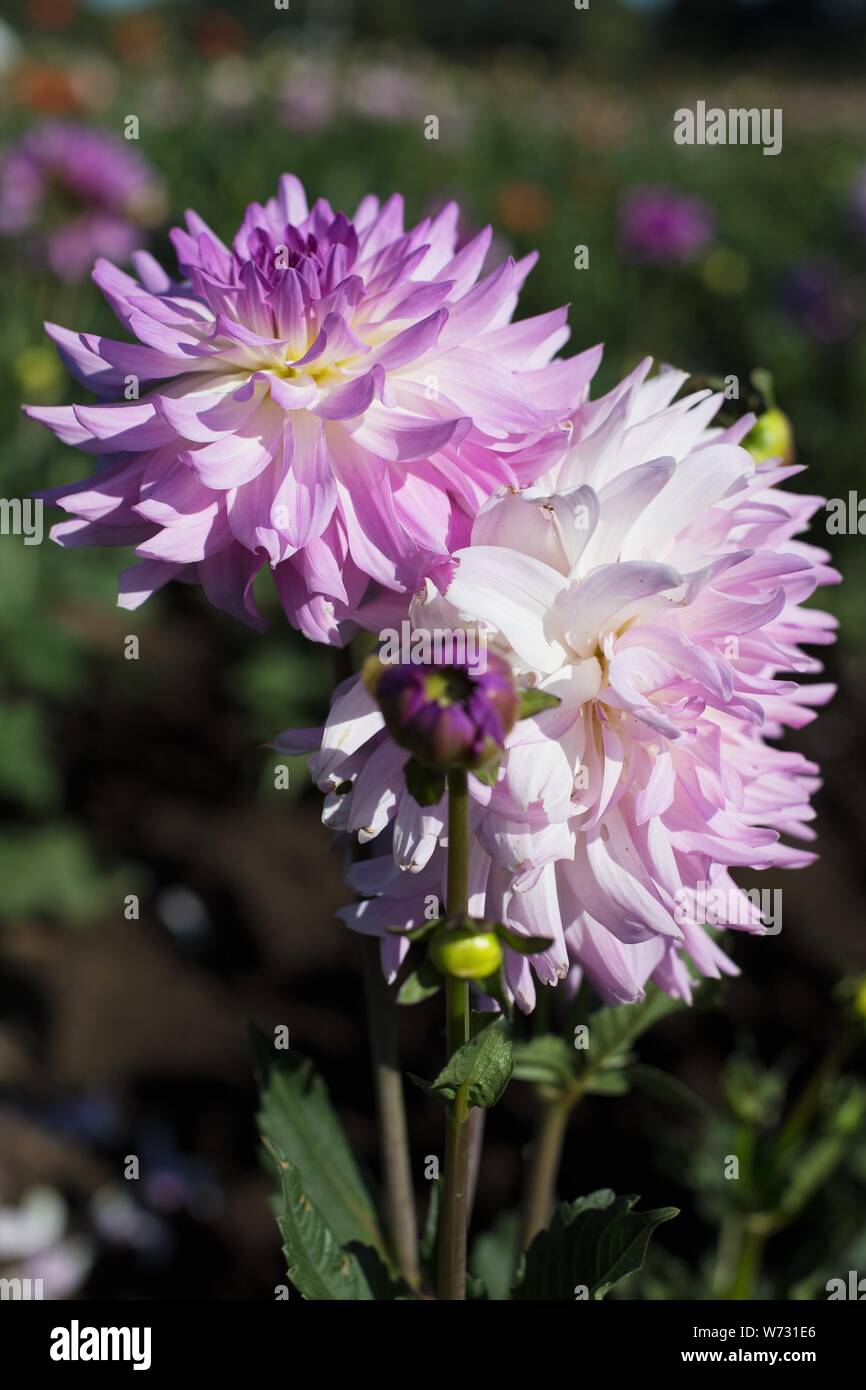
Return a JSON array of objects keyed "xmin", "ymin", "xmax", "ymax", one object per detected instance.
[
  {"xmin": 359, "ymin": 937, "xmax": 421, "ymax": 1289},
  {"xmin": 437, "ymin": 767, "xmax": 472, "ymax": 1300},
  {"xmin": 519, "ymin": 1092, "xmax": 577, "ymax": 1254},
  {"xmin": 445, "ymin": 766, "xmax": 470, "ymax": 921}
]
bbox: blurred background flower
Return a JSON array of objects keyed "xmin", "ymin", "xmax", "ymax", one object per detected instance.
[
  {"xmin": 780, "ymin": 259, "xmax": 863, "ymax": 343},
  {"xmin": 618, "ymin": 185, "xmax": 715, "ymax": 265},
  {"xmin": 0, "ymin": 121, "xmax": 165, "ymax": 280}
]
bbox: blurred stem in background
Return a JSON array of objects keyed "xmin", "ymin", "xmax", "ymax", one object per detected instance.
[
  {"xmin": 335, "ymin": 643, "xmax": 420, "ymax": 1289},
  {"xmin": 359, "ymin": 936, "xmax": 420, "ymax": 1289},
  {"xmin": 437, "ymin": 767, "xmax": 471, "ymax": 1300},
  {"xmin": 519, "ymin": 1091, "xmax": 579, "ymax": 1253}
]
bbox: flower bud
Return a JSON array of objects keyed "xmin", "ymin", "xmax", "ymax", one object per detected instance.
[
  {"xmin": 430, "ymin": 924, "xmax": 504, "ymax": 981},
  {"xmin": 363, "ymin": 652, "xmax": 519, "ymax": 772},
  {"xmin": 744, "ymin": 408, "xmax": 794, "ymax": 466}
]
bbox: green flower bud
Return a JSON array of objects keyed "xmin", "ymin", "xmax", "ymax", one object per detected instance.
[
  {"xmin": 744, "ymin": 408, "xmax": 794, "ymax": 466},
  {"xmin": 429, "ymin": 924, "xmax": 504, "ymax": 981}
]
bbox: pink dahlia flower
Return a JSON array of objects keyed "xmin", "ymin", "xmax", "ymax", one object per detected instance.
[
  {"xmin": 278, "ymin": 359, "xmax": 839, "ymax": 1009},
  {"xmin": 26, "ymin": 174, "xmax": 599, "ymax": 642}
]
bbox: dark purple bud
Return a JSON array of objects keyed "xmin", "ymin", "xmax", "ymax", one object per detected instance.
[{"xmin": 363, "ymin": 652, "xmax": 519, "ymax": 771}]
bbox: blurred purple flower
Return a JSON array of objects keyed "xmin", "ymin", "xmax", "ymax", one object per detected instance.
[
  {"xmin": 349, "ymin": 63, "xmax": 421, "ymax": 122},
  {"xmin": 0, "ymin": 121, "xmax": 165, "ymax": 281},
  {"xmin": 780, "ymin": 260, "xmax": 860, "ymax": 344},
  {"xmin": 280, "ymin": 60, "xmax": 339, "ymax": 130},
  {"xmin": 618, "ymin": 186, "xmax": 715, "ymax": 265}
]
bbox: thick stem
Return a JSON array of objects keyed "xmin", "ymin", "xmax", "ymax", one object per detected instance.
[
  {"xmin": 437, "ymin": 767, "xmax": 472, "ymax": 1300},
  {"xmin": 359, "ymin": 937, "xmax": 420, "ymax": 1289},
  {"xmin": 445, "ymin": 766, "xmax": 470, "ymax": 921},
  {"xmin": 438, "ymin": 1083, "xmax": 471, "ymax": 1299},
  {"xmin": 519, "ymin": 1094, "xmax": 575, "ymax": 1253}
]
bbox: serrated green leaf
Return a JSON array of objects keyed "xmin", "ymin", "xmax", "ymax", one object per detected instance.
[
  {"xmin": 268, "ymin": 1141, "xmax": 374, "ymax": 1300},
  {"xmin": 577, "ymin": 986, "xmax": 685, "ymax": 1083},
  {"xmin": 426, "ymin": 1017, "xmax": 513, "ymax": 1109},
  {"xmin": 512, "ymin": 1190, "xmax": 678, "ymax": 1300},
  {"xmin": 405, "ymin": 758, "xmax": 446, "ymax": 806},
  {"xmin": 252, "ymin": 1028, "xmax": 388, "ymax": 1260},
  {"xmin": 518, "ymin": 688, "xmax": 562, "ymax": 719}
]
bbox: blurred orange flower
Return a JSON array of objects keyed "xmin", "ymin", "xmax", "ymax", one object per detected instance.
[
  {"xmin": 111, "ymin": 14, "xmax": 166, "ymax": 67},
  {"xmin": 494, "ymin": 181, "xmax": 553, "ymax": 235},
  {"xmin": 10, "ymin": 63, "xmax": 81, "ymax": 114},
  {"xmin": 196, "ymin": 12, "xmax": 249, "ymax": 61}
]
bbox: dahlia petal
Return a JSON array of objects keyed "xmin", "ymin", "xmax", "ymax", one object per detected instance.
[
  {"xmin": 564, "ymin": 562, "xmax": 683, "ymax": 658},
  {"xmin": 447, "ymin": 547, "xmax": 570, "ymax": 673},
  {"xmin": 272, "ymin": 415, "xmax": 336, "ymax": 550},
  {"xmin": 183, "ymin": 403, "xmax": 284, "ymax": 488},
  {"xmin": 118, "ymin": 558, "xmax": 184, "ymax": 609}
]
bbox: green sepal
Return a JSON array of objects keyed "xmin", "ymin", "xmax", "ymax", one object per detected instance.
[
  {"xmin": 518, "ymin": 688, "xmax": 562, "ymax": 719},
  {"xmin": 494, "ymin": 922, "xmax": 555, "ymax": 956},
  {"xmin": 396, "ymin": 956, "xmax": 443, "ymax": 1005},
  {"xmin": 387, "ymin": 916, "xmax": 443, "ymax": 943},
  {"xmin": 472, "ymin": 755, "xmax": 501, "ymax": 787}
]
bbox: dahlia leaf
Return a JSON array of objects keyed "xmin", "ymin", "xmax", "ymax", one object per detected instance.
[
  {"xmin": 252, "ymin": 1028, "xmax": 390, "ymax": 1262},
  {"xmin": 583, "ymin": 1069, "xmax": 632, "ymax": 1096},
  {"xmin": 576, "ymin": 986, "xmax": 685, "ymax": 1083},
  {"xmin": 267, "ymin": 1140, "xmax": 374, "ymax": 1301},
  {"xmin": 512, "ymin": 1035, "xmax": 576, "ymax": 1092},
  {"xmin": 512, "ymin": 1190, "xmax": 678, "ymax": 1301},
  {"xmin": 423, "ymin": 1016, "xmax": 513, "ymax": 1110}
]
